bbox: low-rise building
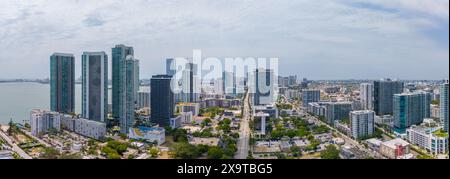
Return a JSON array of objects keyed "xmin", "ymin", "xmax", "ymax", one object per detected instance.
[
  {"xmin": 128, "ymin": 126, "xmax": 165, "ymax": 145},
  {"xmin": 307, "ymin": 102, "xmax": 327, "ymax": 117},
  {"xmin": 334, "ymin": 121, "xmax": 351, "ymax": 137},
  {"xmin": 254, "ymin": 105, "xmax": 279, "ymax": 119},
  {"xmin": 253, "ymin": 141, "xmax": 281, "ymax": 154},
  {"xmin": 61, "ymin": 115, "xmax": 106, "ymax": 140},
  {"xmin": 340, "ymin": 146, "xmax": 356, "ymax": 159},
  {"xmin": 366, "ymin": 138, "xmax": 383, "ymax": 152},
  {"xmin": 379, "ymin": 138, "xmax": 411, "ymax": 159},
  {"xmin": 189, "ymin": 137, "xmax": 220, "ymax": 147},
  {"xmin": 30, "ymin": 109, "xmax": 62, "ymax": 137},
  {"xmin": 406, "ymin": 125, "xmax": 448, "ymax": 155},
  {"xmin": 200, "ymin": 98, "xmax": 241, "ymax": 109},
  {"xmin": 170, "ymin": 115, "xmax": 182, "ymax": 129},
  {"xmin": 254, "ymin": 112, "xmax": 270, "ymax": 136},
  {"xmin": 180, "ymin": 112, "xmax": 193, "ymax": 124},
  {"xmin": 178, "ymin": 103, "xmax": 200, "ymax": 116}
]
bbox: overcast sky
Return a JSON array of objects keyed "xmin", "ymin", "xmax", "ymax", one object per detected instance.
[{"xmin": 0, "ymin": 0, "xmax": 448, "ymax": 80}]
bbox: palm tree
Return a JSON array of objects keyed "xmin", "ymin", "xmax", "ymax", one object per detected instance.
[{"xmin": 7, "ymin": 118, "xmax": 15, "ymax": 136}]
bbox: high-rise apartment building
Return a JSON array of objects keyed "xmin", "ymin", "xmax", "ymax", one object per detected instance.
[
  {"xmin": 440, "ymin": 80, "xmax": 449, "ymax": 132},
  {"xmin": 350, "ymin": 110, "xmax": 375, "ymax": 139},
  {"xmin": 302, "ymin": 89, "xmax": 321, "ymax": 107},
  {"xmin": 393, "ymin": 91, "xmax": 432, "ymax": 133},
  {"xmin": 151, "ymin": 75, "xmax": 175, "ymax": 127},
  {"xmin": 360, "ymin": 83, "xmax": 373, "ymax": 110},
  {"xmin": 374, "ymin": 79, "xmax": 404, "ymax": 115},
  {"xmin": 50, "ymin": 53, "xmax": 75, "ymax": 114},
  {"xmin": 112, "ymin": 45, "xmax": 139, "ymax": 133},
  {"xmin": 81, "ymin": 52, "xmax": 108, "ymax": 122}
]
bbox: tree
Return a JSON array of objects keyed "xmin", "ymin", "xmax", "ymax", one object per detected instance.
[
  {"xmin": 320, "ymin": 145, "xmax": 340, "ymax": 159},
  {"xmin": 291, "ymin": 146, "xmax": 302, "ymax": 157},
  {"xmin": 149, "ymin": 147, "xmax": 159, "ymax": 158},
  {"xmin": 7, "ymin": 119, "xmax": 15, "ymax": 136},
  {"xmin": 275, "ymin": 153, "xmax": 286, "ymax": 159},
  {"xmin": 207, "ymin": 147, "xmax": 224, "ymax": 159},
  {"xmin": 431, "ymin": 100, "xmax": 440, "ymax": 105},
  {"xmin": 171, "ymin": 143, "xmax": 201, "ymax": 159},
  {"xmin": 40, "ymin": 147, "xmax": 60, "ymax": 159},
  {"xmin": 106, "ymin": 141, "xmax": 128, "ymax": 155},
  {"xmin": 59, "ymin": 153, "xmax": 82, "ymax": 159},
  {"xmin": 172, "ymin": 129, "xmax": 188, "ymax": 143},
  {"xmin": 417, "ymin": 154, "xmax": 434, "ymax": 159},
  {"xmin": 247, "ymin": 151, "xmax": 254, "ymax": 159},
  {"xmin": 286, "ymin": 130, "xmax": 297, "ymax": 138},
  {"xmin": 107, "ymin": 152, "xmax": 122, "ymax": 159}
]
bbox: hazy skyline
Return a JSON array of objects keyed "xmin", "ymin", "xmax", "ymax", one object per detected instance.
[{"xmin": 0, "ymin": 0, "xmax": 448, "ymax": 80}]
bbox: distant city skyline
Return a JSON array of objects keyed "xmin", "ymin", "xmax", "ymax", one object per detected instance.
[{"xmin": 0, "ymin": 0, "xmax": 448, "ymax": 80}]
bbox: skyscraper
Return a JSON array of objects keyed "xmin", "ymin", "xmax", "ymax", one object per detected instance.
[
  {"xmin": 302, "ymin": 89, "xmax": 321, "ymax": 107},
  {"xmin": 350, "ymin": 110, "xmax": 375, "ymax": 139},
  {"xmin": 223, "ymin": 71, "xmax": 237, "ymax": 97},
  {"xmin": 82, "ymin": 52, "xmax": 108, "ymax": 123},
  {"xmin": 137, "ymin": 91, "xmax": 150, "ymax": 109},
  {"xmin": 120, "ymin": 56, "xmax": 139, "ymax": 134},
  {"xmin": 325, "ymin": 102, "xmax": 353, "ymax": 125},
  {"xmin": 360, "ymin": 83, "xmax": 373, "ymax": 110},
  {"xmin": 393, "ymin": 91, "xmax": 432, "ymax": 133},
  {"xmin": 181, "ymin": 63, "xmax": 199, "ymax": 103},
  {"xmin": 252, "ymin": 69, "xmax": 277, "ymax": 105},
  {"xmin": 112, "ymin": 45, "xmax": 139, "ymax": 134},
  {"xmin": 112, "ymin": 45, "xmax": 134, "ymax": 124},
  {"xmin": 374, "ymin": 79, "xmax": 404, "ymax": 115},
  {"xmin": 288, "ymin": 75, "xmax": 297, "ymax": 86},
  {"xmin": 50, "ymin": 53, "xmax": 75, "ymax": 114},
  {"xmin": 441, "ymin": 80, "xmax": 449, "ymax": 132},
  {"xmin": 166, "ymin": 58, "xmax": 176, "ymax": 76},
  {"xmin": 151, "ymin": 75, "xmax": 175, "ymax": 127}
]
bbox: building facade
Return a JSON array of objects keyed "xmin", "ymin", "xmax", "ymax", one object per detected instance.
[
  {"xmin": 128, "ymin": 126, "xmax": 165, "ymax": 145},
  {"xmin": 151, "ymin": 75, "xmax": 175, "ymax": 127},
  {"xmin": 252, "ymin": 69, "xmax": 277, "ymax": 105},
  {"xmin": 325, "ymin": 102, "xmax": 353, "ymax": 126},
  {"xmin": 137, "ymin": 91, "xmax": 150, "ymax": 109},
  {"xmin": 406, "ymin": 125, "xmax": 448, "ymax": 155},
  {"xmin": 50, "ymin": 53, "xmax": 75, "ymax": 114},
  {"xmin": 441, "ymin": 80, "xmax": 449, "ymax": 132},
  {"xmin": 112, "ymin": 44, "xmax": 135, "ymax": 132},
  {"xmin": 350, "ymin": 110, "xmax": 375, "ymax": 139},
  {"xmin": 393, "ymin": 92, "xmax": 432, "ymax": 133},
  {"xmin": 302, "ymin": 89, "xmax": 321, "ymax": 107},
  {"xmin": 82, "ymin": 52, "xmax": 108, "ymax": 123},
  {"xmin": 61, "ymin": 115, "xmax": 107, "ymax": 140},
  {"xmin": 374, "ymin": 79, "xmax": 404, "ymax": 115},
  {"xmin": 30, "ymin": 110, "xmax": 62, "ymax": 137},
  {"xmin": 360, "ymin": 83, "xmax": 373, "ymax": 110}
]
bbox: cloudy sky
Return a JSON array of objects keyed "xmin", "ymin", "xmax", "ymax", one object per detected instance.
[{"xmin": 0, "ymin": 0, "xmax": 448, "ymax": 80}]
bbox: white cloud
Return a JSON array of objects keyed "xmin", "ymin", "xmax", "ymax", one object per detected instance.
[{"xmin": 0, "ymin": 0, "xmax": 448, "ymax": 80}]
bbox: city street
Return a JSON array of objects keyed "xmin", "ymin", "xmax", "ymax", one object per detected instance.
[
  {"xmin": 292, "ymin": 102, "xmax": 384, "ymax": 159},
  {"xmin": 0, "ymin": 129, "xmax": 32, "ymax": 159},
  {"xmin": 235, "ymin": 90, "xmax": 251, "ymax": 159}
]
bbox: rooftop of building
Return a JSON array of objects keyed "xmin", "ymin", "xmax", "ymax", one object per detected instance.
[
  {"xmin": 366, "ymin": 138, "xmax": 383, "ymax": 146},
  {"xmin": 255, "ymin": 112, "xmax": 270, "ymax": 117},
  {"xmin": 350, "ymin": 110, "xmax": 375, "ymax": 115},
  {"xmin": 52, "ymin": 53, "xmax": 74, "ymax": 57},
  {"xmin": 382, "ymin": 138, "xmax": 409, "ymax": 149},
  {"xmin": 137, "ymin": 126, "xmax": 165, "ymax": 132},
  {"xmin": 82, "ymin": 51, "xmax": 107, "ymax": 55}
]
